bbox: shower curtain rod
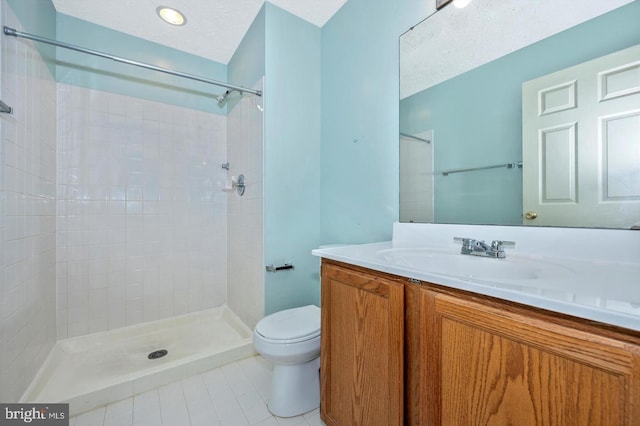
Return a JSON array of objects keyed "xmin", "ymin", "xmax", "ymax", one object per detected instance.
[
  {"xmin": 3, "ymin": 26, "xmax": 262, "ymax": 97},
  {"xmin": 400, "ymin": 132, "xmax": 431, "ymax": 143}
]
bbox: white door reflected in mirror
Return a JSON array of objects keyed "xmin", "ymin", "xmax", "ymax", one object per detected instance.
[{"xmin": 522, "ymin": 44, "xmax": 640, "ymax": 228}]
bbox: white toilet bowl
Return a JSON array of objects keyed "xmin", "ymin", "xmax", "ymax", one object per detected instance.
[{"xmin": 253, "ymin": 305, "xmax": 321, "ymax": 417}]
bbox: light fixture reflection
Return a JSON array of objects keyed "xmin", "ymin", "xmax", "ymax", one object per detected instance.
[
  {"xmin": 453, "ymin": 0, "xmax": 472, "ymax": 8},
  {"xmin": 156, "ymin": 6, "xmax": 187, "ymax": 26}
]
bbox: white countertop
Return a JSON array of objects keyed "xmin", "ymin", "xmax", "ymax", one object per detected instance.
[{"xmin": 312, "ymin": 223, "xmax": 640, "ymax": 332}]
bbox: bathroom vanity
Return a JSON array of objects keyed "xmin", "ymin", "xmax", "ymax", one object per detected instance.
[{"xmin": 313, "ymin": 223, "xmax": 640, "ymax": 426}]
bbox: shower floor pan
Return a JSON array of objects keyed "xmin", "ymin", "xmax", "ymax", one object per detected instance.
[{"xmin": 21, "ymin": 305, "xmax": 255, "ymax": 416}]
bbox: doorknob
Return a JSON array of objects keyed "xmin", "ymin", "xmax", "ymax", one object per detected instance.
[{"xmin": 525, "ymin": 211, "xmax": 538, "ymax": 220}]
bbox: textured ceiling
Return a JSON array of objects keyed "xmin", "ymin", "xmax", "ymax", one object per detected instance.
[
  {"xmin": 400, "ymin": 0, "xmax": 634, "ymax": 99},
  {"xmin": 51, "ymin": 0, "xmax": 347, "ymax": 64}
]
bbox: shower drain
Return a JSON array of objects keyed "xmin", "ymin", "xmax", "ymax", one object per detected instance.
[{"xmin": 148, "ymin": 349, "xmax": 168, "ymax": 360}]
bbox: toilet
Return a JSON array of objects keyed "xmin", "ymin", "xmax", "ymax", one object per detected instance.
[{"xmin": 253, "ymin": 304, "xmax": 321, "ymax": 417}]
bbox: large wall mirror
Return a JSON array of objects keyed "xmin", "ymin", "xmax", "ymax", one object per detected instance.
[{"xmin": 399, "ymin": 0, "xmax": 640, "ymax": 229}]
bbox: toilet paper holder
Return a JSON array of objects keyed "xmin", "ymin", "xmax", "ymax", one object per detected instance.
[{"xmin": 266, "ymin": 263, "xmax": 295, "ymax": 273}]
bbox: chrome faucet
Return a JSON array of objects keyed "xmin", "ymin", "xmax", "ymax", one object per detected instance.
[{"xmin": 454, "ymin": 237, "xmax": 515, "ymax": 259}]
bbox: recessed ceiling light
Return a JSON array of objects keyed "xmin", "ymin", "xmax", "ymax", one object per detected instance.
[{"xmin": 156, "ymin": 6, "xmax": 187, "ymax": 26}]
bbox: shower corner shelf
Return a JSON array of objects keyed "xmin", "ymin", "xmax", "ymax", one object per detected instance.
[{"xmin": 0, "ymin": 99, "xmax": 13, "ymax": 114}]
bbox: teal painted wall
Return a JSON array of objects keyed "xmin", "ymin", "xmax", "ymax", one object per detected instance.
[
  {"xmin": 320, "ymin": 0, "xmax": 427, "ymax": 244},
  {"xmin": 400, "ymin": 2, "xmax": 640, "ymax": 225},
  {"xmin": 6, "ymin": 0, "xmax": 56, "ymax": 71},
  {"xmin": 55, "ymin": 13, "xmax": 228, "ymax": 114},
  {"xmin": 263, "ymin": 3, "xmax": 322, "ymax": 314},
  {"xmin": 228, "ymin": 5, "xmax": 265, "ymax": 90}
]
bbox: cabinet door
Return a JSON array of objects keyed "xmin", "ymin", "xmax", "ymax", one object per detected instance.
[
  {"xmin": 320, "ymin": 262, "xmax": 404, "ymax": 426},
  {"xmin": 425, "ymin": 291, "xmax": 640, "ymax": 425}
]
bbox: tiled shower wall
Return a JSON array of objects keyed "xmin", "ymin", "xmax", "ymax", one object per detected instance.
[
  {"xmin": 56, "ymin": 84, "xmax": 229, "ymax": 339},
  {"xmin": 226, "ymin": 80, "xmax": 264, "ymax": 329},
  {"xmin": 0, "ymin": 5, "xmax": 58, "ymax": 402}
]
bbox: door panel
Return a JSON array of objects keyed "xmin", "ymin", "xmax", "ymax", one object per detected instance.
[
  {"xmin": 601, "ymin": 111, "xmax": 640, "ymax": 200},
  {"xmin": 540, "ymin": 122, "xmax": 577, "ymax": 203}
]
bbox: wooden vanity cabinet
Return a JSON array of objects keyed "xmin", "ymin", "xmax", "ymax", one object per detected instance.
[
  {"xmin": 408, "ymin": 285, "xmax": 640, "ymax": 426},
  {"xmin": 320, "ymin": 260, "xmax": 405, "ymax": 426},
  {"xmin": 321, "ymin": 259, "xmax": 640, "ymax": 426}
]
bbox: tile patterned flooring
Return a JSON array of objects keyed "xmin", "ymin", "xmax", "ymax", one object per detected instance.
[{"xmin": 69, "ymin": 355, "xmax": 324, "ymax": 426}]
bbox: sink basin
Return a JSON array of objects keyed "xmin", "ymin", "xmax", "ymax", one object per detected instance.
[{"xmin": 376, "ymin": 248, "xmax": 574, "ymax": 283}]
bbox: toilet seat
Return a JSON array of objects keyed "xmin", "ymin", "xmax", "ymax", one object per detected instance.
[{"xmin": 255, "ymin": 305, "xmax": 320, "ymax": 344}]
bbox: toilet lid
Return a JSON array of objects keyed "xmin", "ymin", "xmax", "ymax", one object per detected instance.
[{"xmin": 256, "ymin": 305, "xmax": 320, "ymax": 341}]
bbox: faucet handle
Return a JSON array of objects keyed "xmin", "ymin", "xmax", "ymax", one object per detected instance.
[
  {"xmin": 454, "ymin": 237, "xmax": 474, "ymax": 246},
  {"xmin": 454, "ymin": 237, "xmax": 477, "ymax": 254},
  {"xmin": 453, "ymin": 237, "xmax": 489, "ymax": 254},
  {"xmin": 491, "ymin": 240, "xmax": 515, "ymax": 250},
  {"xmin": 454, "ymin": 237, "xmax": 472, "ymax": 243}
]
